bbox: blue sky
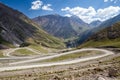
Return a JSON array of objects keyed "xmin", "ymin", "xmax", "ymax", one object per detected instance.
[{"xmin": 0, "ymin": 0, "xmax": 120, "ymax": 23}]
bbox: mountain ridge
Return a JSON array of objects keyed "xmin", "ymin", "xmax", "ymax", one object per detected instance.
[
  {"xmin": 79, "ymin": 21, "xmax": 120, "ymax": 48},
  {"xmin": 0, "ymin": 3, "xmax": 65, "ymax": 49},
  {"xmin": 32, "ymin": 14, "xmax": 90, "ymax": 39},
  {"xmin": 89, "ymin": 20, "xmax": 102, "ymax": 27}
]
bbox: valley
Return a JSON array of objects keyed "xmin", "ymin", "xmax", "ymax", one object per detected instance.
[{"xmin": 0, "ymin": 1, "xmax": 120, "ymax": 80}]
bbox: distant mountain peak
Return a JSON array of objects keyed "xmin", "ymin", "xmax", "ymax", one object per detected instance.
[
  {"xmin": 52, "ymin": 14, "xmax": 61, "ymax": 16},
  {"xmin": 33, "ymin": 14, "xmax": 90, "ymax": 39},
  {"xmin": 70, "ymin": 15, "xmax": 79, "ymax": 19},
  {"xmin": 39, "ymin": 14, "xmax": 61, "ymax": 17}
]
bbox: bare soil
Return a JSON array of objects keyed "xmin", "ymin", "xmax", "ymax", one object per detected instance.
[{"xmin": 0, "ymin": 48, "xmax": 119, "ymax": 80}]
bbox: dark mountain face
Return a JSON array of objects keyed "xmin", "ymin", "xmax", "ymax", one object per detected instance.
[
  {"xmin": 32, "ymin": 14, "xmax": 90, "ymax": 39},
  {"xmin": 89, "ymin": 20, "xmax": 102, "ymax": 27},
  {"xmin": 33, "ymin": 15, "xmax": 77, "ymax": 39},
  {"xmin": 69, "ymin": 16, "xmax": 89, "ymax": 34},
  {"xmin": 0, "ymin": 3, "xmax": 65, "ymax": 48}
]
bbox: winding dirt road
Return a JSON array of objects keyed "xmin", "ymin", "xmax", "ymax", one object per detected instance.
[
  {"xmin": 1, "ymin": 47, "xmax": 42, "ymax": 60},
  {"xmin": 0, "ymin": 48, "xmax": 114, "ymax": 72}
]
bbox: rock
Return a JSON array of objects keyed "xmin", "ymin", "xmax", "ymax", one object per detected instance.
[
  {"xmin": 97, "ymin": 77, "xmax": 106, "ymax": 80},
  {"xmin": 53, "ymin": 75, "xmax": 60, "ymax": 80},
  {"xmin": 108, "ymin": 68, "xmax": 118, "ymax": 77}
]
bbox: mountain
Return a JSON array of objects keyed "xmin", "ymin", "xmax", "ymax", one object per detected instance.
[
  {"xmin": 89, "ymin": 20, "xmax": 102, "ymax": 27},
  {"xmin": 32, "ymin": 14, "xmax": 90, "ymax": 39},
  {"xmin": 0, "ymin": 3, "xmax": 65, "ymax": 49},
  {"xmin": 94, "ymin": 14, "xmax": 120, "ymax": 32},
  {"xmin": 79, "ymin": 21, "xmax": 120, "ymax": 48},
  {"xmin": 78, "ymin": 14, "xmax": 120, "ymax": 48},
  {"xmin": 76, "ymin": 20, "xmax": 102, "ymax": 45}
]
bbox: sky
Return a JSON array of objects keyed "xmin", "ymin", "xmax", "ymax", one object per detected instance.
[{"xmin": 0, "ymin": 0, "xmax": 120, "ymax": 23}]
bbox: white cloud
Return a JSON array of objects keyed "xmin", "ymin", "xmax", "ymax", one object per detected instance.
[
  {"xmin": 64, "ymin": 14, "xmax": 72, "ymax": 17},
  {"xmin": 61, "ymin": 7, "xmax": 70, "ymax": 11},
  {"xmin": 31, "ymin": 0, "xmax": 53, "ymax": 11},
  {"xmin": 31, "ymin": 0, "xmax": 43, "ymax": 10},
  {"xmin": 104, "ymin": 0, "xmax": 120, "ymax": 3},
  {"xmin": 96, "ymin": 6, "xmax": 120, "ymax": 20},
  {"xmin": 104, "ymin": 0, "xmax": 109, "ymax": 2},
  {"xmin": 42, "ymin": 4, "xmax": 53, "ymax": 11},
  {"xmin": 61, "ymin": 6, "xmax": 120, "ymax": 23}
]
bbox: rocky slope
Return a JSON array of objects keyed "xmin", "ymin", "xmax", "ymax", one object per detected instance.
[
  {"xmin": 32, "ymin": 14, "xmax": 90, "ymax": 39},
  {"xmin": 94, "ymin": 14, "xmax": 120, "ymax": 32},
  {"xmin": 78, "ymin": 14, "xmax": 120, "ymax": 48},
  {"xmin": 89, "ymin": 22, "xmax": 120, "ymax": 41},
  {"xmin": 79, "ymin": 21, "xmax": 120, "ymax": 48},
  {"xmin": 0, "ymin": 3, "xmax": 65, "ymax": 49}
]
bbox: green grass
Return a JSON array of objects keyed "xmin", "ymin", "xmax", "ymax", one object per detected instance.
[
  {"xmin": 12, "ymin": 49, "xmax": 35, "ymax": 56},
  {"xmin": 114, "ymin": 56, "xmax": 120, "ymax": 61},
  {"xmin": 40, "ymin": 50, "xmax": 102, "ymax": 63},
  {"xmin": 79, "ymin": 22, "xmax": 120, "ymax": 48},
  {"xmin": 79, "ymin": 38, "xmax": 120, "ymax": 48},
  {"xmin": 0, "ymin": 51, "xmax": 4, "ymax": 57},
  {"xmin": 29, "ymin": 45, "xmax": 48, "ymax": 53},
  {"xmin": 32, "ymin": 29, "xmax": 66, "ymax": 49}
]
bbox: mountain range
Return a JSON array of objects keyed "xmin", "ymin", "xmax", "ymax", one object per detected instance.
[
  {"xmin": 79, "ymin": 18, "xmax": 120, "ymax": 48},
  {"xmin": 32, "ymin": 15, "xmax": 90, "ymax": 39},
  {"xmin": 1, "ymin": 2, "xmax": 120, "ymax": 49},
  {"xmin": 92, "ymin": 14, "xmax": 120, "ymax": 33},
  {"xmin": 0, "ymin": 3, "xmax": 65, "ymax": 49}
]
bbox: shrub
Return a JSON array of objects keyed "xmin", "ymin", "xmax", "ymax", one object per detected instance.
[
  {"xmin": 20, "ymin": 42, "xmax": 30, "ymax": 47},
  {"xmin": 108, "ymin": 68, "xmax": 119, "ymax": 77}
]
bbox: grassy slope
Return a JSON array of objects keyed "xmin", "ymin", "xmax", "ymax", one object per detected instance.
[
  {"xmin": 39, "ymin": 51, "xmax": 102, "ymax": 62},
  {"xmin": 32, "ymin": 29, "xmax": 65, "ymax": 48},
  {"xmin": 0, "ymin": 3, "xmax": 65, "ymax": 49},
  {"xmin": 29, "ymin": 45, "xmax": 48, "ymax": 53},
  {"xmin": 0, "ymin": 51, "xmax": 4, "ymax": 57},
  {"xmin": 79, "ymin": 22, "xmax": 120, "ymax": 48},
  {"xmin": 12, "ymin": 49, "xmax": 35, "ymax": 56},
  {"xmin": 80, "ymin": 38, "xmax": 120, "ymax": 48}
]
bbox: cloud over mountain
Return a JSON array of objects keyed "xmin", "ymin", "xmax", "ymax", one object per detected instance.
[{"xmin": 61, "ymin": 6, "xmax": 120, "ymax": 23}]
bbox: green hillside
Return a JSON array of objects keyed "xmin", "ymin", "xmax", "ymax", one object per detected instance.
[{"xmin": 79, "ymin": 22, "xmax": 120, "ymax": 48}]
